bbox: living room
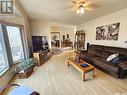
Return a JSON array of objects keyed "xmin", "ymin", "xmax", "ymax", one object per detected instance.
[{"xmin": 0, "ymin": 0, "xmax": 127, "ymax": 95}]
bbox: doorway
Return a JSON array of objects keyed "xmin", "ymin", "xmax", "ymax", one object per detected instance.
[{"xmin": 51, "ymin": 32, "xmax": 60, "ymax": 48}]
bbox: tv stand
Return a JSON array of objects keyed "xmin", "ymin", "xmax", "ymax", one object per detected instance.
[{"xmin": 33, "ymin": 49, "xmax": 52, "ymax": 66}]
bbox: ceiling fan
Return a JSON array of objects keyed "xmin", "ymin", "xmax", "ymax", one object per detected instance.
[{"xmin": 71, "ymin": 0, "xmax": 98, "ymax": 15}]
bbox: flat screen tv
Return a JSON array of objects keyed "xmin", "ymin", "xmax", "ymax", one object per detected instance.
[{"xmin": 32, "ymin": 36, "xmax": 48, "ymax": 52}]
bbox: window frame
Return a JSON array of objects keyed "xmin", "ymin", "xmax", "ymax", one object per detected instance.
[
  {"xmin": 6, "ymin": 25, "xmax": 26, "ymax": 63},
  {"xmin": 0, "ymin": 21, "xmax": 27, "ymax": 76},
  {"xmin": 0, "ymin": 25, "xmax": 9, "ymax": 75}
]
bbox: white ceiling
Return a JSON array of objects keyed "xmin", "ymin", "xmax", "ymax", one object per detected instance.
[{"xmin": 18, "ymin": 0, "xmax": 127, "ymax": 25}]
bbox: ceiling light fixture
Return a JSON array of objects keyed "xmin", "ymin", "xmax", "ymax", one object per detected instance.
[
  {"xmin": 72, "ymin": 1, "xmax": 86, "ymax": 15},
  {"xmin": 72, "ymin": 0, "xmax": 97, "ymax": 15},
  {"xmin": 76, "ymin": 6, "xmax": 85, "ymax": 14},
  {"xmin": 76, "ymin": 9, "xmax": 80, "ymax": 14},
  {"xmin": 80, "ymin": 7, "xmax": 85, "ymax": 14}
]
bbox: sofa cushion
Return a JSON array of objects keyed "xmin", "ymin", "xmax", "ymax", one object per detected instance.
[
  {"xmin": 107, "ymin": 54, "xmax": 119, "ymax": 62},
  {"xmin": 119, "ymin": 54, "xmax": 127, "ymax": 62},
  {"xmin": 88, "ymin": 50, "xmax": 102, "ymax": 56},
  {"xmin": 88, "ymin": 45, "xmax": 104, "ymax": 50},
  {"xmin": 94, "ymin": 58, "xmax": 119, "ymax": 73},
  {"xmin": 102, "ymin": 51, "xmax": 113, "ymax": 58},
  {"xmin": 103, "ymin": 46, "xmax": 127, "ymax": 55},
  {"xmin": 110, "ymin": 57, "xmax": 120, "ymax": 65},
  {"xmin": 80, "ymin": 53, "xmax": 99, "ymax": 63},
  {"xmin": 88, "ymin": 45, "xmax": 104, "ymax": 56},
  {"xmin": 109, "ymin": 54, "xmax": 127, "ymax": 65}
]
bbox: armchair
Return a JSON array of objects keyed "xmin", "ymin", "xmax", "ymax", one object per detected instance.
[{"xmin": 0, "ymin": 84, "xmax": 40, "ymax": 95}]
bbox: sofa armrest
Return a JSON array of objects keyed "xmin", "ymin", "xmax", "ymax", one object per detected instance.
[
  {"xmin": 118, "ymin": 62, "xmax": 127, "ymax": 78},
  {"xmin": 0, "ymin": 84, "xmax": 20, "ymax": 92},
  {"xmin": 30, "ymin": 91, "xmax": 40, "ymax": 95},
  {"xmin": 118, "ymin": 62, "xmax": 127, "ymax": 70},
  {"xmin": 80, "ymin": 50, "xmax": 88, "ymax": 54}
]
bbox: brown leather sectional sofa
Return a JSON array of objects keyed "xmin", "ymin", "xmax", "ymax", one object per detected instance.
[{"xmin": 79, "ymin": 44, "xmax": 127, "ymax": 78}]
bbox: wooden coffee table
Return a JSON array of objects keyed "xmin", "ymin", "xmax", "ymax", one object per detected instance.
[{"xmin": 67, "ymin": 58, "xmax": 95, "ymax": 81}]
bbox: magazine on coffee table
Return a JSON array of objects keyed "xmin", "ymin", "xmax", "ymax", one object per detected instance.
[{"xmin": 80, "ymin": 64, "xmax": 89, "ymax": 68}]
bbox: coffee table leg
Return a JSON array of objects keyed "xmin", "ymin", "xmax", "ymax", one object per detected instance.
[
  {"xmin": 82, "ymin": 72, "xmax": 85, "ymax": 81},
  {"xmin": 93, "ymin": 69, "xmax": 95, "ymax": 78},
  {"xmin": 68, "ymin": 61, "xmax": 70, "ymax": 66}
]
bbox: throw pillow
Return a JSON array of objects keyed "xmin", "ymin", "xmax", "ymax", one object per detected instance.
[
  {"xmin": 118, "ymin": 54, "xmax": 127, "ymax": 63},
  {"xmin": 107, "ymin": 53, "xmax": 118, "ymax": 62},
  {"xmin": 110, "ymin": 57, "xmax": 120, "ymax": 64}
]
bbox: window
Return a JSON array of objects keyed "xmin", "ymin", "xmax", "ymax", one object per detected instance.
[
  {"xmin": 7, "ymin": 26, "xmax": 24, "ymax": 62},
  {"xmin": 0, "ymin": 23, "xmax": 25, "ymax": 75},
  {"xmin": 0, "ymin": 25, "xmax": 8, "ymax": 73}
]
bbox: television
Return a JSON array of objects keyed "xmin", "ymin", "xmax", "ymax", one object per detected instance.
[{"xmin": 32, "ymin": 36, "xmax": 48, "ymax": 52}]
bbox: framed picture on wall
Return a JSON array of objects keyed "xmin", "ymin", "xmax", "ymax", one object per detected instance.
[
  {"xmin": 67, "ymin": 34, "xmax": 69, "ymax": 39},
  {"xmin": 96, "ymin": 22, "xmax": 120, "ymax": 40},
  {"xmin": 63, "ymin": 35, "xmax": 65, "ymax": 40}
]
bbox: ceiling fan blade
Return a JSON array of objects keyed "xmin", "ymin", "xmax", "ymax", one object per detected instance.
[
  {"xmin": 85, "ymin": 4, "xmax": 100, "ymax": 11},
  {"xmin": 60, "ymin": 3, "xmax": 74, "ymax": 10},
  {"xmin": 83, "ymin": 1, "xmax": 100, "ymax": 8},
  {"xmin": 69, "ymin": 6, "xmax": 78, "ymax": 11},
  {"xmin": 71, "ymin": 0, "xmax": 100, "ymax": 12},
  {"xmin": 72, "ymin": 0, "xmax": 84, "ymax": 4},
  {"xmin": 72, "ymin": 1, "xmax": 77, "ymax": 4},
  {"xmin": 83, "ymin": 1, "xmax": 94, "ymax": 7},
  {"xmin": 85, "ymin": 7, "xmax": 94, "ymax": 11}
]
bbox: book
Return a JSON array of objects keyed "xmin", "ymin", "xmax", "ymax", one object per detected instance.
[{"xmin": 80, "ymin": 64, "xmax": 89, "ymax": 68}]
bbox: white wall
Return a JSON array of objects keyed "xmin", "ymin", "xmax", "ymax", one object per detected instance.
[
  {"xmin": 60, "ymin": 27, "xmax": 75, "ymax": 42},
  {"xmin": 0, "ymin": 17, "xmax": 24, "ymax": 87},
  {"xmin": 51, "ymin": 23, "xmax": 76, "ymax": 48},
  {"xmin": 30, "ymin": 21, "xmax": 51, "ymax": 48},
  {"xmin": 30, "ymin": 21, "xmax": 76, "ymax": 48},
  {"xmin": 77, "ymin": 8, "xmax": 127, "ymax": 49},
  {"xmin": 30, "ymin": 21, "xmax": 51, "ymax": 36},
  {"xmin": 51, "ymin": 26, "xmax": 75, "ymax": 42},
  {"xmin": 0, "ymin": 0, "xmax": 30, "ymax": 88},
  {"xmin": 14, "ymin": 0, "xmax": 31, "ymax": 58},
  {"xmin": 1, "ymin": 17, "xmax": 24, "ymax": 25}
]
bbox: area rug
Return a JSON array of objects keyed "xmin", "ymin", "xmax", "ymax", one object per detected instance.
[{"xmin": 51, "ymin": 48, "xmax": 63, "ymax": 55}]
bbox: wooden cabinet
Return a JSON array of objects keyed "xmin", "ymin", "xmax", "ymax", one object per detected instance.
[
  {"xmin": 32, "ymin": 36, "xmax": 49, "ymax": 52},
  {"xmin": 33, "ymin": 49, "xmax": 52, "ymax": 66},
  {"xmin": 74, "ymin": 31, "xmax": 85, "ymax": 51},
  {"xmin": 61, "ymin": 41, "xmax": 73, "ymax": 47}
]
